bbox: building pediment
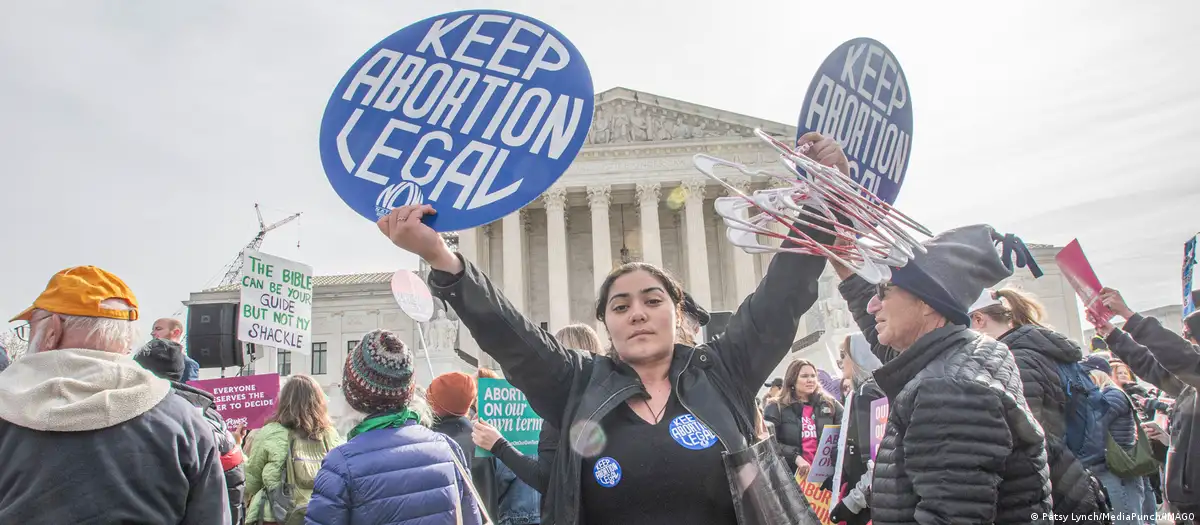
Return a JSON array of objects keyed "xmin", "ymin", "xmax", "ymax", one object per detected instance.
[{"xmin": 584, "ymin": 87, "xmax": 795, "ymax": 146}]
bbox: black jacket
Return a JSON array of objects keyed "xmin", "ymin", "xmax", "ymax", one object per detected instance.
[
  {"xmin": 869, "ymin": 325, "xmax": 1052, "ymax": 524},
  {"xmin": 173, "ymin": 382, "xmax": 247, "ymax": 525},
  {"xmin": 491, "ymin": 420, "xmax": 558, "ymax": 495},
  {"xmin": 1106, "ymin": 314, "xmax": 1200, "ymax": 507},
  {"xmin": 430, "ymin": 233, "xmax": 828, "ymax": 525},
  {"xmin": 491, "ymin": 421, "xmax": 558, "ymax": 521},
  {"xmin": 1001, "ymin": 325, "xmax": 1105, "ymax": 522},
  {"xmin": 763, "ymin": 396, "xmax": 843, "ymax": 469},
  {"xmin": 434, "ymin": 414, "xmax": 476, "ymax": 465}
]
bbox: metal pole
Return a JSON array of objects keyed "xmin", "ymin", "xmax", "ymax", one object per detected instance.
[{"xmin": 416, "ymin": 323, "xmax": 436, "ymax": 381}]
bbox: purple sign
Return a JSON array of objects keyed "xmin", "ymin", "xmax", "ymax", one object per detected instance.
[
  {"xmin": 869, "ymin": 397, "xmax": 889, "ymax": 461},
  {"xmin": 189, "ymin": 373, "xmax": 281, "ymax": 430}
]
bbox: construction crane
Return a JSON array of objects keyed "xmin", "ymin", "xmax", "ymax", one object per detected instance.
[
  {"xmin": 171, "ymin": 204, "xmax": 301, "ymax": 318},
  {"xmin": 217, "ymin": 204, "xmax": 303, "ymax": 287}
]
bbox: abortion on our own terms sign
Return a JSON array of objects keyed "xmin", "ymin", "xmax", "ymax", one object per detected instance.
[
  {"xmin": 799, "ymin": 38, "xmax": 913, "ymax": 205},
  {"xmin": 238, "ymin": 249, "xmax": 313, "ymax": 353},
  {"xmin": 319, "ymin": 10, "xmax": 595, "ymax": 232},
  {"xmin": 476, "ymin": 378, "xmax": 542, "ymax": 457}
]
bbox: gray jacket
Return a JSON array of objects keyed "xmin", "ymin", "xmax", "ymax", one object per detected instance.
[{"xmin": 0, "ymin": 348, "xmax": 229, "ymax": 524}]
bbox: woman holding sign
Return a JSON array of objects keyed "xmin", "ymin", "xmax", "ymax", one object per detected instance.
[
  {"xmin": 763, "ymin": 358, "xmax": 843, "ymax": 479},
  {"xmin": 377, "ymin": 132, "xmax": 846, "ymax": 525}
]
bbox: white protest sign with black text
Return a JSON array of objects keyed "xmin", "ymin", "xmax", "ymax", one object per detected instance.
[
  {"xmin": 807, "ymin": 425, "xmax": 841, "ymax": 484},
  {"xmin": 319, "ymin": 10, "xmax": 595, "ymax": 232},
  {"xmin": 238, "ymin": 249, "xmax": 313, "ymax": 353}
]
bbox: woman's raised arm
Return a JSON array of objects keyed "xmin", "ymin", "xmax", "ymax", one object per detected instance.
[{"xmin": 378, "ymin": 204, "xmax": 584, "ymax": 428}]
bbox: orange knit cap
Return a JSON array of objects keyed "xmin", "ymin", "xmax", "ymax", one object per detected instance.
[{"xmin": 427, "ymin": 372, "xmax": 476, "ymax": 417}]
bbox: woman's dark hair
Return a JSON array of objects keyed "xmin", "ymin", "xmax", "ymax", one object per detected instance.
[
  {"xmin": 977, "ymin": 288, "xmax": 1047, "ymax": 329},
  {"xmin": 593, "ymin": 262, "xmax": 689, "ymax": 343},
  {"xmin": 776, "ymin": 359, "xmax": 837, "ymax": 409}
]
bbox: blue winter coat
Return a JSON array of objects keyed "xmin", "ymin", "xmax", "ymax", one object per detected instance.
[
  {"xmin": 1080, "ymin": 386, "xmax": 1137, "ymax": 468},
  {"xmin": 306, "ymin": 421, "xmax": 483, "ymax": 525}
]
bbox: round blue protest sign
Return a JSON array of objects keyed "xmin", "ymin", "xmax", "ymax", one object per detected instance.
[
  {"xmin": 668, "ymin": 414, "xmax": 718, "ymax": 450},
  {"xmin": 319, "ymin": 10, "xmax": 594, "ymax": 231},
  {"xmin": 797, "ymin": 38, "xmax": 913, "ymax": 205},
  {"xmin": 593, "ymin": 457, "xmax": 622, "ymax": 488}
]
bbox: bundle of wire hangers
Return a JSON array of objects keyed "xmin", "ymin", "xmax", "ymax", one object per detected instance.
[{"xmin": 693, "ymin": 129, "xmax": 933, "ymax": 284}]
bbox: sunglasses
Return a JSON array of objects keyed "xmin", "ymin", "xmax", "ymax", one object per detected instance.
[{"xmin": 875, "ymin": 282, "xmax": 896, "ymax": 301}]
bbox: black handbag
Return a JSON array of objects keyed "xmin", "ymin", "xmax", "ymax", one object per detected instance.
[
  {"xmin": 722, "ymin": 436, "xmax": 823, "ymax": 525},
  {"xmin": 715, "ymin": 368, "xmax": 821, "ymax": 525}
]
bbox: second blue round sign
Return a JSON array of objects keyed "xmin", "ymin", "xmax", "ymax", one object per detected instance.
[{"xmin": 797, "ymin": 38, "xmax": 913, "ymax": 205}]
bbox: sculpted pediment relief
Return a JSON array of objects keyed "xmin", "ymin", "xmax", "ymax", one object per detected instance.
[{"xmin": 586, "ymin": 98, "xmax": 759, "ymax": 145}]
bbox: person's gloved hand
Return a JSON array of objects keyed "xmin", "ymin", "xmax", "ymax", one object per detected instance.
[
  {"xmin": 829, "ymin": 500, "xmax": 871, "ymax": 525},
  {"xmin": 829, "ymin": 500, "xmax": 852, "ymax": 523}
]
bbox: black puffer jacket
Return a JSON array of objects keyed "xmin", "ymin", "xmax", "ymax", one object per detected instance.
[
  {"xmin": 1001, "ymin": 325, "xmax": 1106, "ymax": 522},
  {"xmin": 870, "ymin": 325, "xmax": 1052, "ymax": 524},
  {"xmin": 763, "ymin": 396, "xmax": 843, "ymax": 469}
]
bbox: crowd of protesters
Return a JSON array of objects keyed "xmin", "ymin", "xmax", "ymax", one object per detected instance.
[{"xmin": 0, "ymin": 133, "xmax": 1196, "ymax": 525}]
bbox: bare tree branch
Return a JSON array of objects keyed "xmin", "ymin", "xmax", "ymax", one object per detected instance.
[{"xmin": 0, "ymin": 331, "xmax": 28, "ymax": 362}]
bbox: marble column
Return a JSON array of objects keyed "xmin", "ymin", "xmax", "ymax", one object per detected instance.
[
  {"xmin": 544, "ymin": 186, "xmax": 570, "ymax": 331},
  {"xmin": 636, "ymin": 182, "xmax": 663, "ymax": 268},
  {"xmin": 502, "ymin": 211, "xmax": 526, "ymax": 314},
  {"xmin": 588, "ymin": 185, "xmax": 613, "ymax": 336},
  {"xmin": 681, "ymin": 178, "xmax": 712, "ymax": 309},
  {"xmin": 455, "ymin": 227, "xmax": 478, "ymax": 263},
  {"xmin": 588, "ymin": 185, "xmax": 613, "ymax": 293},
  {"xmin": 726, "ymin": 176, "xmax": 758, "ymax": 305}
]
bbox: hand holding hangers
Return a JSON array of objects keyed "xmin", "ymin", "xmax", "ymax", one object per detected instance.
[{"xmin": 694, "ymin": 130, "xmax": 931, "ymax": 283}]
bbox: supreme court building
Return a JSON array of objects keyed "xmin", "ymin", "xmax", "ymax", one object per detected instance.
[{"xmin": 189, "ymin": 87, "xmax": 1084, "ymax": 395}]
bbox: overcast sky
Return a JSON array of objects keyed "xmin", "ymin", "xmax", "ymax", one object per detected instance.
[{"xmin": 2, "ymin": 1, "xmax": 1197, "ymax": 342}]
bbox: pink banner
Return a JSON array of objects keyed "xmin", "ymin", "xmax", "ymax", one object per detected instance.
[
  {"xmin": 1054, "ymin": 239, "xmax": 1115, "ymax": 323},
  {"xmin": 188, "ymin": 373, "xmax": 281, "ymax": 430}
]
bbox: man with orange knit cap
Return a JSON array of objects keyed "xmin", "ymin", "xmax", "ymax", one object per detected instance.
[
  {"xmin": 429, "ymin": 371, "xmax": 479, "ymax": 466},
  {"xmin": 0, "ymin": 266, "xmax": 229, "ymax": 524}
]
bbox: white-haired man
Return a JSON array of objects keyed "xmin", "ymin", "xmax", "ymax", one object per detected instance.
[
  {"xmin": 832, "ymin": 227, "xmax": 1052, "ymax": 524},
  {"xmin": 0, "ymin": 266, "xmax": 229, "ymax": 524}
]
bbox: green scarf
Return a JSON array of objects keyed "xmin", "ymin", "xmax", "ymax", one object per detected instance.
[{"xmin": 348, "ymin": 409, "xmax": 422, "ymax": 439}]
